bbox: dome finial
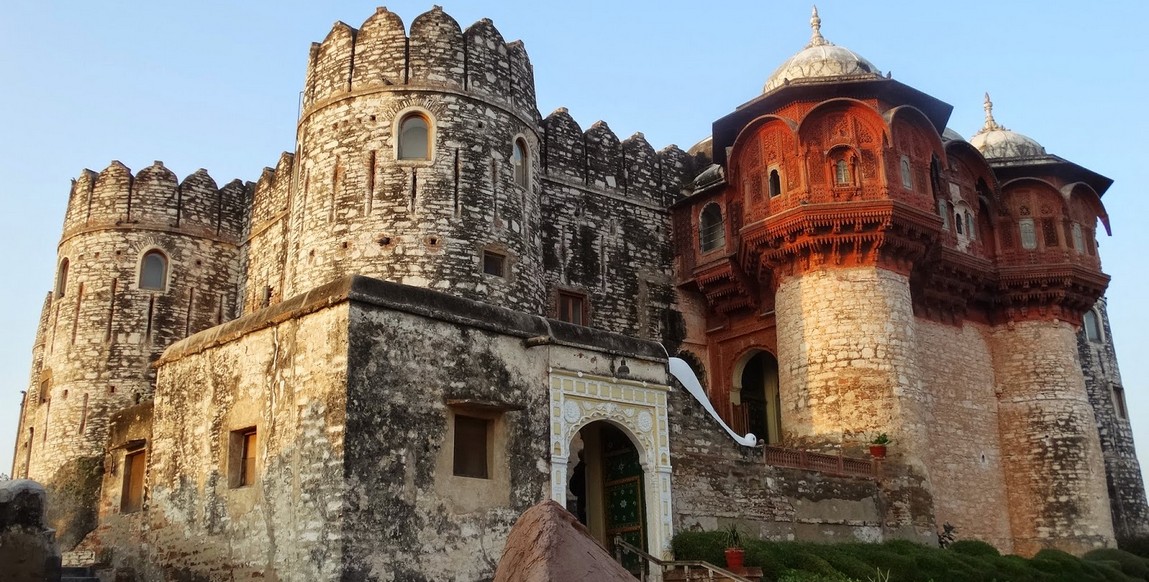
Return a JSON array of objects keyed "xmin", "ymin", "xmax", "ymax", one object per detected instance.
[
  {"xmin": 981, "ymin": 92, "xmax": 1005, "ymax": 133},
  {"xmin": 808, "ymin": 6, "xmax": 829, "ymax": 47}
]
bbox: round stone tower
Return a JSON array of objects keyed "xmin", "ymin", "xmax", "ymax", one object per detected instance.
[
  {"xmin": 12, "ymin": 160, "xmax": 248, "ymax": 548},
  {"xmin": 972, "ymin": 97, "xmax": 1116, "ymax": 555},
  {"xmin": 274, "ymin": 7, "xmax": 545, "ymax": 313}
]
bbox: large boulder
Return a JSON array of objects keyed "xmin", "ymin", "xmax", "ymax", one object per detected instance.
[{"xmin": 494, "ymin": 500, "xmax": 636, "ymax": 582}]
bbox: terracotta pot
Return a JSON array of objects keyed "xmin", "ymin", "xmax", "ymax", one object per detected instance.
[
  {"xmin": 724, "ymin": 547, "xmax": 745, "ymax": 572},
  {"xmin": 869, "ymin": 444, "xmax": 887, "ymax": 459}
]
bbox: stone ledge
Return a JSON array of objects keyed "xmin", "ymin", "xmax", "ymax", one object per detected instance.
[{"xmin": 160, "ymin": 275, "xmax": 668, "ymax": 365}]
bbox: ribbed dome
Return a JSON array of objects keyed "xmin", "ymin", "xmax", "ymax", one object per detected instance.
[
  {"xmin": 969, "ymin": 93, "xmax": 1046, "ymax": 159},
  {"xmin": 763, "ymin": 7, "xmax": 882, "ymax": 94}
]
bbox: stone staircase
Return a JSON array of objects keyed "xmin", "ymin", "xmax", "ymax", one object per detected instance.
[{"xmin": 663, "ymin": 564, "xmax": 762, "ymax": 582}]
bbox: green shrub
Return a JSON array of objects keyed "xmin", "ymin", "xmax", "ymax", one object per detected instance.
[
  {"xmin": 1119, "ymin": 537, "xmax": 1149, "ymax": 560},
  {"xmin": 1084, "ymin": 548, "xmax": 1149, "ymax": 579},
  {"xmin": 949, "ymin": 540, "xmax": 1001, "ymax": 558},
  {"xmin": 670, "ymin": 530, "xmax": 724, "ymax": 565}
]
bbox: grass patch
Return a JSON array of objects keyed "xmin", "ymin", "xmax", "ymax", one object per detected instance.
[{"xmin": 671, "ymin": 531, "xmax": 1149, "ymax": 581}]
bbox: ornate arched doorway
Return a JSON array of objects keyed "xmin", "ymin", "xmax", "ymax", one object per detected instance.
[
  {"xmin": 548, "ymin": 368, "xmax": 674, "ymax": 558},
  {"xmin": 566, "ymin": 421, "xmax": 646, "ymax": 558},
  {"xmin": 732, "ymin": 349, "xmax": 782, "ymax": 444}
]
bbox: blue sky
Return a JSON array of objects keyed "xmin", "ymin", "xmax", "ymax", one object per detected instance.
[{"xmin": 2, "ymin": 0, "xmax": 1147, "ymax": 497}]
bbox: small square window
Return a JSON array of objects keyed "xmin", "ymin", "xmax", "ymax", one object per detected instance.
[
  {"xmin": 229, "ymin": 427, "xmax": 258, "ymax": 488},
  {"xmin": 453, "ymin": 415, "xmax": 490, "ymax": 479},
  {"xmin": 483, "ymin": 250, "xmax": 506, "ymax": 277},
  {"xmin": 558, "ymin": 291, "xmax": 587, "ymax": 326},
  {"xmin": 121, "ymin": 445, "xmax": 146, "ymax": 513}
]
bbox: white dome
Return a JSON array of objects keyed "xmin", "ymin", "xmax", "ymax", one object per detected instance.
[
  {"xmin": 969, "ymin": 94, "xmax": 1046, "ymax": 159},
  {"xmin": 763, "ymin": 7, "xmax": 882, "ymax": 94}
]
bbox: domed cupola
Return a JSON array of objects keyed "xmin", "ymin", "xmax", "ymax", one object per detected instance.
[
  {"xmin": 969, "ymin": 93, "xmax": 1047, "ymax": 159},
  {"xmin": 762, "ymin": 7, "xmax": 883, "ymax": 94}
]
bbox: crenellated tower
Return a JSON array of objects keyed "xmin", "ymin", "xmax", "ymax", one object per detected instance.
[
  {"xmin": 268, "ymin": 7, "xmax": 546, "ymax": 313},
  {"xmin": 11, "ymin": 161, "xmax": 249, "ymax": 547}
]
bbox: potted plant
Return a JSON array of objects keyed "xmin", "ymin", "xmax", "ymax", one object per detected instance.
[
  {"xmin": 869, "ymin": 432, "xmax": 891, "ymax": 459},
  {"xmin": 722, "ymin": 523, "xmax": 745, "ymax": 572}
]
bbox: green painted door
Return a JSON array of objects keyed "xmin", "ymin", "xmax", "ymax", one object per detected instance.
[{"xmin": 602, "ymin": 425, "xmax": 645, "ymax": 572}]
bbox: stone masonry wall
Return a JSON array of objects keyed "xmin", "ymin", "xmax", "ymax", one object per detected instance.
[
  {"xmin": 774, "ymin": 268, "xmax": 931, "ymax": 465},
  {"xmin": 539, "ymin": 108, "xmax": 694, "ymax": 346},
  {"xmin": 1078, "ymin": 298, "xmax": 1149, "ymax": 541},
  {"xmin": 990, "ymin": 319, "xmax": 1115, "ymax": 555},
  {"xmin": 137, "ymin": 294, "xmax": 351, "ymax": 581},
  {"xmin": 913, "ymin": 319, "xmax": 1012, "ymax": 551},
  {"xmin": 341, "ymin": 289, "xmax": 552, "ymax": 581},
  {"xmin": 668, "ymin": 383, "xmax": 934, "ymax": 544}
]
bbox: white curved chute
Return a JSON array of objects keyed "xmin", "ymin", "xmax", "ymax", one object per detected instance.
[{"xmin": 668, "ymin": 357, "xmax": 758, "ymax": 447}]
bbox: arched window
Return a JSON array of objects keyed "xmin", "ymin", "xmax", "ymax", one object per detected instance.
[
  {"xmin": 56, "ymin": 259, "xmax": 69, "ymax": 298},
  {"xmin": 512, "ymin": 138, "xmax": 529, "ymax": 188},
  {"xmin": 900, "ymin": 157, "xmax": 913, "ymax": 190},
  {"xmin": 937, "ymin": 200, "xmax": 949, "ymax": 230},
  {"xmin": 398, "ymin": 113, "xmax": 430, "ymax": 160},
  {"xmin": 954, "ymin": 210, "xmax": 963, "ymax": 234},
  {"xmin": 834, "ymin": 159, "xmax": 851, "ymax": 185},
  {"xmin": 768, "ymin": 169, "xmax": 781, "ymax": 197},
  {"xmin": 139, "ymin": 250, "xmax": 168, "ymax": 291},
  {"xmin": 699, "ymin": 203, "xmax": 725, "ymax": 253},
  {"xmin": 965, "ymin": 211, "xmax": 974, "ymax": 240},
  {"xmin": 1083, "ymin": 310, "xmax": 1103, "ymax": 343}
]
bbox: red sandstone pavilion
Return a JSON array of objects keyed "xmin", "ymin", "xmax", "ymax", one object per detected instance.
[{"xmin": 8, "ymin": 5, "xmax": 1146, "ymax": 580}]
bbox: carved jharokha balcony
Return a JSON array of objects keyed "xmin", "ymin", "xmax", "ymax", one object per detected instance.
[{"xmin": 762, "ymin": 445, "xmax": 880, "ymax": 479}]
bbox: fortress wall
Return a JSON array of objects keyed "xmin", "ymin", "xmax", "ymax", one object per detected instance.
[
  {"xmin": 667, "ymin": 383, "xmax": 932, "ymax": 544},
  {"xmin": 136, "ymin": 301, "xmax": 351, "ymax": 581},
  {"xmin": 340, "ymin": 293, "xmax": 552, "ymax": 581},
  {"xmin": 990, "ymin": 320, "xmax": 1115, "ymax": 555},
  {"xmin": 913, "ymin": 318, "xmax": 1012, "ymax": 551},
  {"xmin": 243, "ymin": 154, "xmax": 294, "ymax": 313},
  {"xmin": 1078, "ymin": 298, "xmax": 1149, "ymax": 541},
  {"xmin": 539, "ymin": 177, "xmax": 681, "ymax": 347}
]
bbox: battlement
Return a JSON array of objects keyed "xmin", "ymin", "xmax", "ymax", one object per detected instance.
[
  {"xmin": 250, "ymin": 152, "xmax": 295, "ymax": 232},
  {"xmin": 61, "ymin": 160, "xmax": 250, "ymax": 243},
  {"xmin": 542, "ymin": 107, "xmax": 698, "ymax": 207},
  {"xmin": 302, "ymin": 6, "xmax": 536, "ymax": 120}
]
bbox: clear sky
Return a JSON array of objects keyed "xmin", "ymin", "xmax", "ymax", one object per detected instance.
[{"xmin": 1, "ymin": 0, "xmax": 1147, "ymax": 496}]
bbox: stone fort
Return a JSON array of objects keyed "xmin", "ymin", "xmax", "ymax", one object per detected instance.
[{"xmin": 10, "ymin": 5, "xmax": 1148, "ymax": 580}]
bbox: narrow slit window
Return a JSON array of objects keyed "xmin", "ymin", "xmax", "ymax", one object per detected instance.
[
  {"xmin": 139, "ymin": 250, "xmax": 168, "ymax": 291},
  {"xmin": 398, "ymin": 114, "xmax": 430, "ymax": 161},
  {"xmin": 900, "ymin": 157, "xmax": 913, "ymax": 190},
  {"xmin": 1084, "ymin": 310, "xmax": 1102, "ymax": 343},
  {"xmin": 56, "ymin": 259, "xmax": 69, "ymax": 298},
  {"xmin": 768, "ymin": 169, "xmax": 781, "ymax": 197},
  {"xmin": 512, "ymin": 138, "xmax": 529, "ymax": 188}
]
